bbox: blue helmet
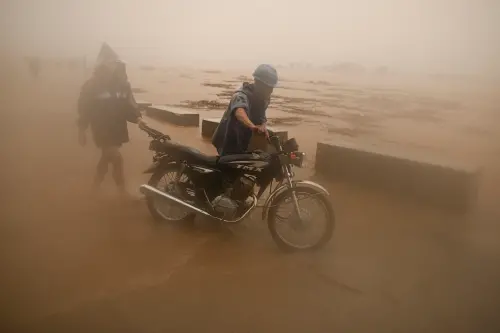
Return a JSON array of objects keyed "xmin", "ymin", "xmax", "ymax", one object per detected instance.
[{"xmin": 252, "ymin": 64, "xmax": 278, "ymax": 87}]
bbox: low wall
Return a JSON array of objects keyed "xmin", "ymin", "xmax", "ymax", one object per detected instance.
[
  {"xmin": 315, "ymin": 140, "xmax": 480, "ymax": 212},
  {"xmin": 135, "ymin": 100, "xmax": 152, "ymax": 110},
  {"xmin": 146, "ymin": 105, "xmax": 199, "ymax": 127}
]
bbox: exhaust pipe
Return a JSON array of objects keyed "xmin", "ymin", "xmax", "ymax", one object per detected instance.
[
  {"xmin": 139, "ymin": 184, "xmax": 213, "ymax": 218},
  {"xmin": 139, "ymin": 184, "xmax": 258, "ymax": 223}
]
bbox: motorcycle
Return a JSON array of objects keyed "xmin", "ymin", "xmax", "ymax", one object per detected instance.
[{"xmin": 138, "ymin": 124, "xmax": 335, "ymax": 251}]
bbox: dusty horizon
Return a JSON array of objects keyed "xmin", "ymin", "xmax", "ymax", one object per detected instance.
[{"xmin": 2, "ymin": 0, "xmax": 499, "ymax": 75}]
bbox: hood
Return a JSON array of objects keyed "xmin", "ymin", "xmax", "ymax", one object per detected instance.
[
  {"xmin": 237, "ymin": 82, "xmax": 270, "ymax": 109},
  {"xmin": 236, "ymin": 82, "xmax": 254, "ymax": 97},
  {"xmin": 95, "ymin": 42, "xmax": 124, "ymax": 69}
]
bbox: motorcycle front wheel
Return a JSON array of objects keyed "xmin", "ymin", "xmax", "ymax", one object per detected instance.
[
  {"xmin": 268, "ymin": 186, "xmax": 334, "ymax": 252},
  {"xmin": 146, "ymin": 164, "xmax": 196, "ymax": 224}
]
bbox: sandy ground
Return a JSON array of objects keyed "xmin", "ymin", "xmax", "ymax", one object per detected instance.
[{"xmin": 1, "ymin": 65, "xmax": 500, "ymax": 332}]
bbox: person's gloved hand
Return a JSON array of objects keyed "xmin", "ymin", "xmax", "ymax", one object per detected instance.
[{"xmin": 137, "ymin": 117, "xmax": 147, "ymax": 129}]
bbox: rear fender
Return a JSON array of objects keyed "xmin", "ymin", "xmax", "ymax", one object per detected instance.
[
  {"xmin": 143, "ymin": 162, "xmax": 160, "ymax": 174},
  {"xmin": 143, "ymin": 156, "xmax": 176, "ymax": 174},
  {"xmin": 261, "ymin": 180, "xmax": 330, "ymax": 220}
]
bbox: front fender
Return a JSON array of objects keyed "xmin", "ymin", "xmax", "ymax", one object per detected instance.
[{"xmin": 261, "ymin": 180, "xmax": 330, "ymax": 220}]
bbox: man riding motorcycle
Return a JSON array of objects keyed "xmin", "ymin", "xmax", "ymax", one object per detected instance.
[{"xmin": 212, "ymin": 64, "xmax": 278, "ymax": 156}]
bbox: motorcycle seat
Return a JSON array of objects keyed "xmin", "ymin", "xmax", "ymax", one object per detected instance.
[
  {"xmin": 218, "ymin": 153, "xmax": 262, "ymax": 164},
  {"xmin": 163, "ymin": 141, "xmax": 218, "ymax": 167}
]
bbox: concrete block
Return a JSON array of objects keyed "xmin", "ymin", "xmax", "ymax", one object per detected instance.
[
  {"xmin": 201, "ymin": 118, "xmax": 221, "ymax": 139},
  {"xmin": 146, "ymin": 105, "xmax": 199, "ymax": 127},
  {"xmin": 135, "ymin": 100, "xmax": 152, "ymax": 109},
  {"xmin": 315, "ymin": 140, "xmax": 480, "ymax": 212}
]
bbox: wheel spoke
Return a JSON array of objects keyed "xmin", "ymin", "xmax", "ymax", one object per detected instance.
[
  {"xmin": 150, "ymin": 168, "xmax": 193, "ymax": 221},
  {"xmin": 270, "ymin": 190, "xmax": 333, "ymax": 250}
]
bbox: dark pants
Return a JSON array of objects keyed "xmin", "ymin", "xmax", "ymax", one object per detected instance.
[{"xmin": 94, "ymin": 145, "xmax": 125, "ymax": 189}]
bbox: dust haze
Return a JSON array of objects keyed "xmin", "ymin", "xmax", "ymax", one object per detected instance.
[
  {"xmin": 2, "ymin": 0, "xmax": 500, "ymax": 74},
  {"xmin": 2, "ymin": 1, "xmax": 500, "ymax": 333}
]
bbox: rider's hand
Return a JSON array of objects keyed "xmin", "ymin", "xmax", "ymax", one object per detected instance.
[
  {"xmin": 137, "ymin": 118, "xmax": 147, "ymax": 129},
  {"xmin": 256, "ymin": 124, "xmax": 269, "ymax": 138},
  {"xmin": 78, "ymin": 130, "xmax": 86, "ymax": 147}
]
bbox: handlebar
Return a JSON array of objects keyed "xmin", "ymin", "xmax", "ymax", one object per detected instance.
[
  {"xmin": 139, "ymin": 123, "xmax": 171, "ymax": 140},
  {"xmin": 251, "ymin": 127, "xmax": 283, "ymax": 152},
  {"xmin": 263, "ymin": 129, "xmax": 281, "ymax": 150},
  {"xmin": 252, "ymin": 127, "xmax": 276, "ymax": 142},
  {"xmin": 257, "ymin": 128, "xmax": 298, "ymax": 154}
]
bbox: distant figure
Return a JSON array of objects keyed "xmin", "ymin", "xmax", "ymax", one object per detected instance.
[
  {"xmin": 77, "ymin": 43, "xmax": 146, "ymax": 196},
  {"xmin": 212, "ymin": 64, "xmax": 278, "ymax": 155},
  {"xmin": 28, "ymin": 57, "xmax": 41, "ymax": 79}
]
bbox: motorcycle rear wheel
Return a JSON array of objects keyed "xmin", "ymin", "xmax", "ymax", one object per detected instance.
[
  {"xmin": 146, "ymin": 164, "xmax": 196, "ymax": 224},
  {"xmin": 268, "ymin": 186, "xmax": 334, "ymax": 252}
]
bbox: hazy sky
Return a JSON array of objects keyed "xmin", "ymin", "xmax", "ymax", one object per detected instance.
[{"xmin": 1, "ymin": 0, "xmax": 499, "ymax": 74}]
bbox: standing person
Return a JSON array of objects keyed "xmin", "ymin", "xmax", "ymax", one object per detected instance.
[
  {"xmin": 212, "ymin": 64, "xmax": 278, "ymax": 156},
  {"xmin": 77, "ymin": 43, "xmax": 146, "ymax": 196}
]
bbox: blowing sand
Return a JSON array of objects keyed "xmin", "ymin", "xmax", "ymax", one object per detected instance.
[{"xmin": 1, "ymin": 63, "xmax": 499, "ymax": 332}]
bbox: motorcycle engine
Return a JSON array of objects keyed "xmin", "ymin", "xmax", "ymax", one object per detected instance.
[
  {"xmin": 211, "ymin": 195, "xmax": 239, "ymax": 220},
  {"xmin": 211, "ymin": 176, "xmax": 256, "ymax": 220},
  {"xmin": 231, "ymin": 175, "xmax": 256, "ymax": 201}
]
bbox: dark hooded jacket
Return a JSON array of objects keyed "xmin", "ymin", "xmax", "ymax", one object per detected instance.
[
  {"xmin": 212, "ymin": 82, "xmax": 269, "ymax": 155},
  {"xmin": 77, "ymin": 75, "xmax": 140, "ymax": 148}
]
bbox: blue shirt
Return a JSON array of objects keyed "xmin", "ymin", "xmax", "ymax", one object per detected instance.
[{"xmin": 212, "ymin": 83, "xmax": 269, "ymax": 155}]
